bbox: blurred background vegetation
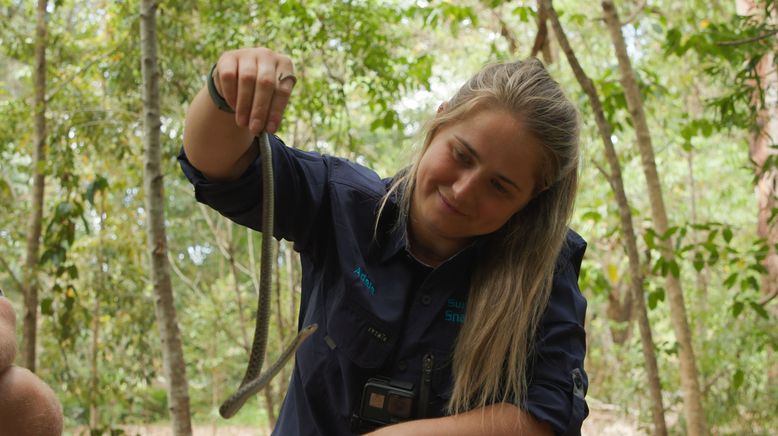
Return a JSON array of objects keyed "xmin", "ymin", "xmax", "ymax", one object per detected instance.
[{"xmin": 0, "ymin": 0, "xmax": 776, "ymax": 434}]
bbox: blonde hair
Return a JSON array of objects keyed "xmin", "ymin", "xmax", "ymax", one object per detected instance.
[{"xmin": 379, "ymin": 58, "xmax": 580, "ymax": 416}]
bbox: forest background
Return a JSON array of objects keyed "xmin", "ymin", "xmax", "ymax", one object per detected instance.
[{"xmin": 0, "ymin": 0, "xmax": 776, "ymax": 435}]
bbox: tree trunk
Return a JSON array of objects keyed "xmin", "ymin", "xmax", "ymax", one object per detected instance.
[
  {"xmin": 737, "ymin": 0, "xmax": 778, "ymax": 385},
  {"xmin": 89, "ymin": 194, "xmax": 104, "ymax": 430},
  {"xmin": 227, "ymin": 223, "xmax": 250, "ymax": 351},
  {"xmin": 600, "ymin": 2, "xmax": 707, "ymax": 434},
  {"xmin": 605, "ymin": 280, "xmax": 633, "ymax": 345},
  {"xmin": 139, "ymin": 1, "xmax": 193, "ymax": 434},
  {"xmin": 89, "ymin": 279, "xmax": 100, "ymax": 429},
  {"xmin": 545, "ymin": 2, "xmax": 668, "ymax": 434},
  {"xmin": 531, "ymin": 0, "xmax": 554, "ymax": 64},
  {"xmin": 21, "ymin": 0, "xmax": 48, "ymax": 373},
  {"xmin": 737, "ymin": 0, "xmax": 778, "ymax": 304}
]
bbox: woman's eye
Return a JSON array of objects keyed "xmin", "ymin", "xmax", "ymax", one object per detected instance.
[
  {"xmin": 492, "ymin": 180, "xmax": 508, "ymax": 194},
  {"xmin": 453, "ymin": 147, "xmax": 469, "ymax": 163}
]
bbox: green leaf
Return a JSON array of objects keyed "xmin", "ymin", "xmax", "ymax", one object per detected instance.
[
  {"xmin": 86, "ymin": 176, "xmax": 109, "ymax": 206},
  {"xmin": 644, "ymin": 229, "xmax": 657, "ymax": 249},
  {"xmin": 741, "ymin": 276, "xmax": 759, "ymax": 291},
  {"xmin": 652, "ymin": 257, "xmax": 665, "ymax": 275},
  {"xmin": 661, "ymin": 226, "xmax": 679, "ymax": 240},
  {"xmin": 41, "ymin": 297, "xmax": 54, "ymax": 316},
  {"xmin": 723, "ymin": 227, "xmax": 733, "ymax": 243},
  {"xmin": 668, "ymin": 260, "xmax": 680, "ymax": 279},
  {"xmin": 581, "ymin": 211, "xmax": 602, "ymax": 222},
  {"xmin": 748, "ymin": 263, "xmax": 768, "ymax": 274},
  {"xmin": 724, "ymin": 272, "xmax": 738, "ymax": 289},
  {"xmin": 750, "ymin": 302, "xmax": 769, "ymax": 319},
  {"xmin": 732, "ymin": 301, "xmax": 744, "ymax": 318},
  {"xmin": 707, "ymin": 250, "xmax": 720, "ymax": 266},
  {"xmin": 693, "ymin": 252, "xmax": 705, "ymax": 272},
  {"xmin": 732, "ymin": 369, "xmax": 744, "ymax": 389},
  {"xmin": 648, "ymin": 288, "xmax": 665, "ymax": 310}
]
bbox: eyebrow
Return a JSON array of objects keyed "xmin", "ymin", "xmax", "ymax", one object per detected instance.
[{"xmin": 454, "ymin": 135, "xmax": 521, "ymax": 191}]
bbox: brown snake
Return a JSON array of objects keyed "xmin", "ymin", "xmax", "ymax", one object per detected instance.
[{"xmin": 219, "ymin": 132, "xmax": 319, "ymax": 419}]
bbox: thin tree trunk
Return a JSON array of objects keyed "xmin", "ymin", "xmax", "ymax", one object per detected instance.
[
  {"xmin": 531, "ymin": 0, "xmax": 554, "ymax": 64},
  {"xmin": 263, "ymin": 386, "xmax": 277, "ymax": 429},
  {"xmin": 687, "ymin": 143, "xmax": 711, "ymax": 342},
  {"xmin": 736, "ymin": 0, "xmax": 778, "ymax": 383},
  {"xmin": 737, "ymin": 0, "xmax": 778, "ymax": 302},
  {"xmin": 139, "ymin": 1, "xmax": 193, "ymax": 434},
  {"xmin": 545, "ymin": 2, "xmax": 668, "ymax": 434},
  {"xmin": 89, "ymin": 275, "xmax": 100, "ymax": 429},
  {"xmin": 227, "ymin": 223, "xmax": 250, "ymax": 350},
  {"xmin": 600, "ymin": 2, "xmax": 707, "ymax": 434},
  {"xmin": 89, "ymin": 194, "xmax": 105, "ymax": 430},
  {"xmin": 21, "ymin": 0, "xmax": 48, "ymax": 373},
  {"xmin": 605, "ymin": 281, "xmax": 634, "ymax": 345}
]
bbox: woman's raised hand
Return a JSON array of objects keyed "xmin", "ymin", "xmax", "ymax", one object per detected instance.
[{"xmin": 212, "ymin": 47, "xmax": 297, "ymax": 136}]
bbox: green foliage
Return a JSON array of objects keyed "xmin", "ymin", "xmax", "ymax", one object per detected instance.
[
  {"xmin": 664, "ymin": 6, "xmax": 777, "ymax": 131},
  {"xmin": 0, "ymin": 0, "xmax": 776, "ymax": 434}
]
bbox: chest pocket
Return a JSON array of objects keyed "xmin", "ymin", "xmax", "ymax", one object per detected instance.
[{"xmin": 325, "ymin": 290, "xmax": 397, "ymax": 369}]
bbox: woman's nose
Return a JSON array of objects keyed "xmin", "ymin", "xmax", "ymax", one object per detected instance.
[{"xmin": 451, "ymin": 171, "xmax": 478, "ymax": 201}]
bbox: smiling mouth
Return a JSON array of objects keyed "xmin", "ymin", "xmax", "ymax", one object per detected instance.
[{"xmin": 438, "ymin": 191, "xmax": 466, "ymax": 216}]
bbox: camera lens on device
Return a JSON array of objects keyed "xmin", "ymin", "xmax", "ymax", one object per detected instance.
[{"xmin": 386, "ymin": 394, "xmax": 413, "ymax": 418}]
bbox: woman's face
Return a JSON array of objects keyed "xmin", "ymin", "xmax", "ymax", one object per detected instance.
[{"xmin": 410, "ymin": 108, "xmax": 546, "ymax": 253}]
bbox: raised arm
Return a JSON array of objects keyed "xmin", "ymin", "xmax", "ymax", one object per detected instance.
[
  {"xmin": 183, "ymin": 47, "xmax": 297, "ymax": 180},
  {"xmin": 0, "ymin": 294, "xmax": 64, "ymax": 435},
  {"xmin": 0, "ymin": 294, "xmax": 15, "ymax": 371}
]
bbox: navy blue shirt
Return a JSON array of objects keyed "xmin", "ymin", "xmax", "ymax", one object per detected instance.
[{"xmin": 178, "ymin": 135, "xmax": 589, "ymax": 435}]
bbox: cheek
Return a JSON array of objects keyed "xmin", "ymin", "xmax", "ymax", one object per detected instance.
[
  {"xmin": 481, "ymin": 201, "xmax": 523, "ymax": 229},
  {"xmin": 417, "ymin": 157, "xmax": 446, "ymax": 188}
]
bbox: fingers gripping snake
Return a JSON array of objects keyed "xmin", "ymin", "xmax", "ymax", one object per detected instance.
[{"xmin": 219, "ymin": 132, "xmax": 319, "ymax": 419}]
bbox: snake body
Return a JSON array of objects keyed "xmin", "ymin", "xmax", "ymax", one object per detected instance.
[{"xmin": 219, "ymin": 131, "xmax": 319, "ymax": 419}]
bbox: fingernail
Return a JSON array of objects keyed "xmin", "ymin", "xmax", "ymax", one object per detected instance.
[{"xmin": 266, "ymin": 121, "xmax": 277, "ymax": 133}]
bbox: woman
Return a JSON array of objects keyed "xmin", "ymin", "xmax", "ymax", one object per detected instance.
[{"xmin": 181, "ymin": 47, "xmax": 588, "ymax": 435}]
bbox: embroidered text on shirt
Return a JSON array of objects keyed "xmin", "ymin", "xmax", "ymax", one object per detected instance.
[{"xmin": 352, "ymin": 266, "xmax": 377, "ymax": 295}]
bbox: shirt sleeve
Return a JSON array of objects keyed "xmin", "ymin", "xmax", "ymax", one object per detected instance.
[
  {"xmin": 177, "ymin": 135, "xmax": 332, "ymax": 254},
  {"xmin": 524, "ymin": 231, "xmax": 589, "ymax": 436}
]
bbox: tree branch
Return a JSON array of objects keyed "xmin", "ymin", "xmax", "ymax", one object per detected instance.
[
  {"xmin": 759, "ymin": 286, "xmax": 778, "ymax": 305},
  {"xmin": 46, "ymin": 46, "xmax": 120, "ymax": 102},
  {"xmin": 491, "ymin": 10, "xmax": 518, "ymax": 55},
  {"xmin": 0, "ymin": 255, "xmax": 23, "ymax": 293},
  {"xmin": 717, "ymin": 28, "xmax": 778, "ymax": 47},
  {"xmin": 621, "ymin": 0, "xmax": 647, "ymax": 25}
]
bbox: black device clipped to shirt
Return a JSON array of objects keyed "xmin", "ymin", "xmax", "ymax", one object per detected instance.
[{"xmin": 350, "ymin": 353, "xmax": 435, "ymax": 433}]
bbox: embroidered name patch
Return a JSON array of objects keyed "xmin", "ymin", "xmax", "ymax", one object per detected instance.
[
  {"xmin": 444, "ymin": 298, "xmax": 466, "ymax": 324},
  {"xmin": 352, "ymin": 266, "xmax": 377, "ymax": 295}
]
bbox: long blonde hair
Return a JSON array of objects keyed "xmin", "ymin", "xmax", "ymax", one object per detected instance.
[{"xmin": 379, "ymin": 58, "xmax": 580, "ymax": 415}]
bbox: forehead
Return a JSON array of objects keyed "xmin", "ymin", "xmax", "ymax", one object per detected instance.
[{"xmin": 439, "ymin": 109, "xmax": 547, "ymax": 186}]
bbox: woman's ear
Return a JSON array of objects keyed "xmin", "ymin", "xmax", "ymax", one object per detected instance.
[{"xmin": 436, "ymin": 101, "xmax": 448, "ymax": 114}]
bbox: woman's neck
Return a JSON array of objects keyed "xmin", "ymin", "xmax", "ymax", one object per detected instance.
[{"xmin": 407, "ymin": 218, "xmax": 470, "ymax": 269}]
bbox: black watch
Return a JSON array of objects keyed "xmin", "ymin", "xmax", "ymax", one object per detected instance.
[{"xmin": 207, "ymin": 63, "xmax": 235, "ymax": 113}]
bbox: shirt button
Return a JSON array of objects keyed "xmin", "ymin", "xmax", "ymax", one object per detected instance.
[
  {"xmin": 397, "ymin": 360, "xmax": 408, "ymax": 372},
  {"xmin": 420, "ymin": 294, "xmax": 431, "ymax": 305}
]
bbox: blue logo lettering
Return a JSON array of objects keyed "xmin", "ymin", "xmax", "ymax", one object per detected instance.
[
  {"xmin": 352, "ymin": 266, "xmax": 377, "ymax": 295},
  {"xmin": 447, "ymin": 298, "xmax": 465, "ymax": 310},
  {"xmin": 444, "ymin": 299, "xmax": 466, "ymax": 324},
  {"xmin": 444, "ymin": 310, "xmax": 465, "ymax": 324}
]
